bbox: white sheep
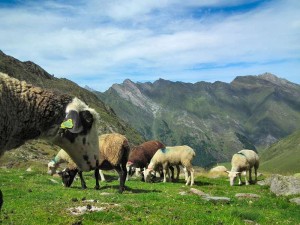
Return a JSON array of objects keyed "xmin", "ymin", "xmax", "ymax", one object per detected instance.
[
  {"xmin": 144, "ymin": 145, "xmax": 196, "ymax": 186},
  {"xmin": 48, "ymin": 149, "xmax": 106, "ymax": 188},
  {"xmin": 59, "ymin": 133, "xmax": 130, "ymax": 193},
  {"xmin": 226, "ymin": 149, "xmax": 259, "ymax": 186}
]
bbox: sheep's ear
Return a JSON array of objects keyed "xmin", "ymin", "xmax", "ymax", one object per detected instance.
[
  {"xmin": 225, "ymin": 171, "xmax": 230, "ymax": 174},
  {"xmin": 61, "ymin": 110, "xmax": 83, "ymax": 133}
]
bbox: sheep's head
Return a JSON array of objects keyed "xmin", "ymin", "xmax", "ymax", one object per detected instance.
[
  {"xmin": 47, "ymin": 160, "xmax": 57, "ymax": 175},
  {"xmin": 53, "ymin": 98, "xmax": 100, "ymax": 172},
  {"xmin": 226, "ymin": 171, "xmax": 241, "ymax": 186},
  {"xmin": 58, "ymin": 168, "xmax": 78, "ymax": 187}
]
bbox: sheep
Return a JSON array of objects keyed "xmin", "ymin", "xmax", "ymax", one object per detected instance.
[
  {"xmin": 0, "ymin": 72, "xmax": 101, "ymax": 206},
  {"xmin": 59, "ymin": 133, "xmax": 130, "ymax": 193},
  {"xmin": 226, "ymin": 149, "xmax": 259, "ymax": 186},
  {"xmin": 0, "ymin": 72, "xmax": 100, "ymax": 171},
  {"xmin": 126, "ymin": 140, "xmax": 165, "ymax": 181},
  {"xmin": 47, "ymin": 149, "xmax": 106, "ymax": 189},
  {"xmin": 144, "ymin": 145, "xmax": 196, "ymax": 186}
]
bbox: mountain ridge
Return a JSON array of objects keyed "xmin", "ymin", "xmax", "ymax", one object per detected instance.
[{"xmin": 98, "ymin": 72, "xmax": 300, "ymax": 167}]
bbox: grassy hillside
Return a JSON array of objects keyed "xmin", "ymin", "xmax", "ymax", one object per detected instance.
[
  {"xmin": 260, "ymin": 130, "xmax": 300, "ymax": 174},
  {"xmin": 0, "ymin": 168, "xmax": 300, "ymax": 224}
]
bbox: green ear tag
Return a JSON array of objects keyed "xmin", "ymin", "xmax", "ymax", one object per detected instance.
[{"xmin": 60, "ymin": 119, "xmax": 74, "ymax": 129}]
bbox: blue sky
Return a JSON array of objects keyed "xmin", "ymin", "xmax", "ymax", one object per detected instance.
[{"xmin": 0, "ymin": 0, "xmax": 299, "ymax": 91}]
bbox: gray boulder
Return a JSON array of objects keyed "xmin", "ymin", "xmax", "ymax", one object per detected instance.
[{"xmin": 261, "ymin": 174, "xmax": 300, "ymax": 196}]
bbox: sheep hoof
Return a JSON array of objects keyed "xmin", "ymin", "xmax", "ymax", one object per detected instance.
[
  {"xmin": 118, "ymin": 187, "xmax": 125, "ymax": 194},
  {"xmin": 94, "ymin": 186, "xmax": 100, "ymax": 190}
]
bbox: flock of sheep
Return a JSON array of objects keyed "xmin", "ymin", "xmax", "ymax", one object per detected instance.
[{"xmin": 0, "ymin": 72, "xmax": 260, "ymax": 211}]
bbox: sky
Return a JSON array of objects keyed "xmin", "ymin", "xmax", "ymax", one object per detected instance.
[{"xmin": 0, "ymin": 0, "xmax": 299, "ymax": 91}]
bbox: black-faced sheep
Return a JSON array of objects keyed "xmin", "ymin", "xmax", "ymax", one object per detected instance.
[
  {"xmin": 226, "ymin": 149, "xmax": 259, "ymax": 186},
  {"xmin": 59, "ymin": 133, "xmax": 130, "ymax": 193},
  {"xmin": 0, "ymin": 72, "xmax": 101, "ymax": 207},
  {"xmin": 48, "ymin": 149, "xmax": 106, "ymax": 189},
  {"xmin": 127, "ymin": 140, "xmax": 165, "ymax": 181},
  {"xmin": 144, "ymin": 145, "xmax": 196, "ymax": 186},
  {"xmin": 0, "ymin": 72, "xmax": 100, "ymax": 171}
]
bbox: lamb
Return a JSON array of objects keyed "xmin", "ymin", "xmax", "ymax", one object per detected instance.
[
  {"xmin": 144, "ymin": 145, "xmax": 196, "ymax": 186},
  {"xmin": 47, "ymin": 149, "xmax": 106, "ymax": 189},
  {"xmin": 226, "ymin": 149, "xmax": 259, "ymax": 186},
  {"xmin": 0, "ymin": 72, "xmax": 101, "ymax": 206},
  {"xmin": 59, "ymin": 133, "xmax": 130, "ymax": 193}
]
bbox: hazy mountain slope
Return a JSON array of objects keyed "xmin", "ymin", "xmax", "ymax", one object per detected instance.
[
  {"xmin": 98, "ymin": 74, "xmax": 300, "ymax": 167},
  {"xmin": 0, "ymin": 50, "xmax": 144, "ymax": 168},
  {"xmin": 259, "ymin": 130, "xmax": 300, "ymax": 174}
]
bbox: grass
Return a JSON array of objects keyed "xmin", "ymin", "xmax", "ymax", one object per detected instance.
[{"xmin": 0, "ymin": 168, "xmax": 300, "ymax": 225}]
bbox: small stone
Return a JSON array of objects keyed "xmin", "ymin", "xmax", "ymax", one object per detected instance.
[
  {"xmin": 190, "ymin": 188, "xmax": 209, "ymax": 197},
  {"xmin": 235, "ymin": 193, "xmax": 260, "ymax": 199},
  {"xmin": 203, "ymin": 196, "xmax": 231, "ymax": 203},
  {"xmin": 290, "ymin": 197, "xmax": 300, "ymax": 205}
]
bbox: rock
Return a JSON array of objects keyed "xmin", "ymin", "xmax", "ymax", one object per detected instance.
[
  {"xmin": 290, "ymin": 197, "xmax": 300, "ymax": 205},
  {"xmin": 26, "ymin": 167, "xmax": 32, "ymax": 172},
  {"xmin": 268, "ymin": 175, "xmax": 300, "ymax": 196},
  {"xmin": 190, "ymin": 188, "xmax": 209, "ymax": 197},
  {"xmin": 235, "ymin": 193, "xmax": 261, "ymax": 199},
  {"xmin": 210, "ymin": 166, "xmax": 227, "ymax": 173},
  {"xmin": 203, "ymin": 196, "xmax": 231, "ymax": 203}
]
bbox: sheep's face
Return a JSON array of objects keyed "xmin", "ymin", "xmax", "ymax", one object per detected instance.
[
  {"xmin": 47, "ymin": 161, "xmax": 57, "ymax": 175},
  {"xmin": 227, "ymin": 171, "xmax": 240, "ymax": 186},
  {"xmin": 53, "ymin": 98, "xmax": 100, "ymax": 172},
  {"xmin": 59, "ymin": 168, "xmax": 78, "ymax": 187},
  {"xmin": 144, "ymin": 168, "xmax": 154, "ymax": 182}
]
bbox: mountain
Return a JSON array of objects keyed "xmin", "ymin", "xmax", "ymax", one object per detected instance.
[
  {"xmin": 0, "ymin": 50, "xmax": 144, "ymax": 168},
  {"xmin": 260, "ymin": 129, "xmax": 300, "ymax": 174},
  {"xmin": 97, "ymin": 74, "xmax": 300, "ymax": 167}
]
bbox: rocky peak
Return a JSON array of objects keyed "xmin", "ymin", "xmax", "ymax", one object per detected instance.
[{"xmin": 23, "ymin": 61, "xmax": 54, "ymax": 80}]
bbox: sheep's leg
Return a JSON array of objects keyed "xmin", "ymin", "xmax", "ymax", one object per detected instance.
[
  {"xmin": 254, "ymin": 166, "xmax": 258, "ymax": 184},
  {"xmin": 94, "ymin": 160, "xmax": 100, "ymax": 190},
  {"xmin": 115, "ymin": 164, "xmax": 127, "ymax": 193},
  {"xmin": 238, "ymin": 173, "xmax": 242, "ymax": 185},
  {"xmin": 244, "ymin": 171, "xmax": 249, "ymax": 185},
  {"xmin": 249, "ymin": 168, "xmax": 253, "ymax": 184},
  {"xmin": 185, "ymin": 170, "xmax": 191, "ymax": 186},
  {"xmin": 99, "ymin": 170, "xmax": 106, "ymax": 182},
  {"xmin": 163, "ymin": 167, "xmax": 168, "ymax": 183},
  {"xmin": 78, "ymin": 171, "xmax": 87, "ymax": 189},
  {"xmin": 176, "ymin": 165, "xmax": 180, "ymax": 180},
  {"xmin": 183, "ymin": 167, "xmax": 188, "ymax": 181},
  {"xmin": 169, "ymin": 166, "xmax": 175, "ymax": 181},
  {"xmin": 190, "ymin": 167, "xmax": 194, "ymax": 186}
]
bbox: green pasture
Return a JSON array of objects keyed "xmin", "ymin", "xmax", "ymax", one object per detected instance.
[{"xmin": 0, "ymin": 168, "xmax": 299, "ymax": 225}]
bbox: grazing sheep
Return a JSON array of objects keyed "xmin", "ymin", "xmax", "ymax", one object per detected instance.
[
  {"xmin": 48, "ymin": 149, "xmax": 106, "ymax": 189},
  {"xmin": 127, "ymin": 140, "xmax": 165, "ymax": 181},
  {"xmin": 144, "ymin": 145, "xmax": 196, "ymax": 186},
  {"xmin": 59, "ymin": 133, "xmax": 130, "ymax": 193},
  {"xmin": 227, "ymin": 149, "xmax": 259, "ymax": 186},
  {"xmin": 0, "ymin": 72, "xmax": 101, "ymax": 206}
]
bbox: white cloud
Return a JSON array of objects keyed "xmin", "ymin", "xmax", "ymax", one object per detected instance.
[{"xmin": 0, "ymin": 0, "xmax": 299, "ymax": 91}]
